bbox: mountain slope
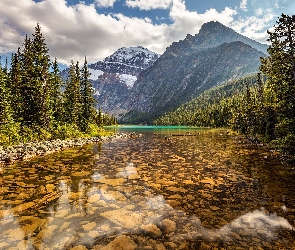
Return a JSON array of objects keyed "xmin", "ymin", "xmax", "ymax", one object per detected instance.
[
  {"xmin": 154, "ymin": 74, "xmax": 259, "ymax": 126},
  {"xmin": 119, "ymin": 22, "xmax": 267, "ymax": 123}
]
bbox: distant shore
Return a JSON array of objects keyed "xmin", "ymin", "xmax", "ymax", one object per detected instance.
[{"xmin": 0, "ymin": 133, "xmax": 141, "ymax": 167}]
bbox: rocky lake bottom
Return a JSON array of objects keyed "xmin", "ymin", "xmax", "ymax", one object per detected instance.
[{"xmin": 0, "ymin": 127, "xmax": 295, "ymax": 249}]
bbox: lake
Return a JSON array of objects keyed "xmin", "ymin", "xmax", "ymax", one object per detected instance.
[{"xmin": 0, "ymin": 126, "xmax": 295, "ymax": 249}]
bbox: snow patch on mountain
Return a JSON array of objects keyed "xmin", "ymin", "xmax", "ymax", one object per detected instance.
[
  {"xmin": 118, "ymin": 74, "xmax": 137, "ymax": 88},
  {"xmin": 89, "ymin": 68, "xmax": 104, "ymax": 80}
]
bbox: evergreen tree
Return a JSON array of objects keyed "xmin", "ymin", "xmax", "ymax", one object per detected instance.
[
  {"xmin": 0, "ymin": 64, "xmax": 12, "ymax": 125},
  {"xmin": 9, "ymin": 50, "xmax": 23, "ymax": 122},
  {"xmin": 31, "ymin": 23, "xmax": 52, "ymax": 129},
  {"xmin": 64, "ymin": 61, "xmax": 81, "ymax": 126},
  {"xmin": 80, "ymin": 56, "xmax": 96, "ymax": 131},
  {"xmin": 13, "ymin": 24, "xmax": 52, "ymax": 129},
  {"xmin": 19, "ymin": 34, "xmax": 35, "ymax": 127},
  {"xmin": 260, "ymin": 14, "xmax": 295, "ymax": 154},
  {"xmin": 97, "ymin": 108, "xmax": 103, "ymax": 127},
  {"xmin": 50, "ymin": 57, "xmax": 64, "ymax": 123},
  {"xmin": 256, "ymin": 72, "xmax": 264, "ymax": 101}
]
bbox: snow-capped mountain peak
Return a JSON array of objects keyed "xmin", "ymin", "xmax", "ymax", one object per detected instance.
[
  {"xmin": 104, "ymin": 46, "xmax": 159, "ymax": 69},
  {"xmin": 89, "ymin": 46, "xmax": 160, "ymax": 79},
  {"xmin": 88, "ymin": 46, "xmax": 160, "ymax": 115}
]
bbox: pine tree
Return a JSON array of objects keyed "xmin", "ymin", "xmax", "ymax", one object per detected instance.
[
  {"xmin": 96, "ymin": 108, "xmax": 103, "ymax": 127},
  {"xmin": 19, "ymin": 34, "xmax": 35, "ymax": 127},
  {"xmin": 64, "ymin": 61, "xmax": 81, "ymax": 126},
  {"xmin": 9, "ymin": 50, "xmax": 23, "ymax": 122},
  {"xmin": 50, "ymin": 58, "xmax": 64, "ymax": 123},
  {"xmin": 80, "ymin": 56, "xmax": 96, "ymax": 131},
  {"xmin": 256, "ymin": 72, "xmax": 262, "ymax": 97},
  {"xmin": 31, "ymin": 23, "xmax": 52, "ymax": 129},
  {"xmin": 0, "ymin": 64, "xmax": 12, "ymax": 125},
  {"xmin": 260, "ymin": 14, "xmax": 295, "ymax": 154}
]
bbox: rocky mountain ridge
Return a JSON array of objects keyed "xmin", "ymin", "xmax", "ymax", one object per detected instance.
[{"xmin": 165, "ymin": 21, "xmax": 268, "ymax": 57}]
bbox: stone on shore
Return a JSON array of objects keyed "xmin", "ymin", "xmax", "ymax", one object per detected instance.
[{"xmin": 0, "ymin": 133, "xmax": 141, "ymax": 166}]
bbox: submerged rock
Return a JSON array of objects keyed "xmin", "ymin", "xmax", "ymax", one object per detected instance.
[
  {"xmin": 70, "ymin": 246, "xmax": 88, "ymax": 250},
  {"xmin": 162, "ymin": 219, "xmax": 176, "ymax": 234},
  {"xmin": 100, "ymin": 209, "xmax": 142, "ymax": 229},
  {"xmin": 141, "ymin": 224, "xmax": 162, "ymax": 238},
  {"xmin": 101, "ymin": 235, "xmax": 137, "ymax": 250}
]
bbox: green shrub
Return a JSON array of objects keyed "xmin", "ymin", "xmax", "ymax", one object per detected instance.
[{"xmin": 0, "ymin": 122, "xmax": 21, "ymax": 146}]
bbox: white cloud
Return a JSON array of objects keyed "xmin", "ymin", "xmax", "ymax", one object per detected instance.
[
  {"xmin": 240, "ymin": 0, "xmax": 248, "ymax": 11},
  {"xmin": 169, "ymin": 0, "xmax": 237, "ymax": 38},
  {"xmin": 230, "ymin": 12, "xmax": 275, "ymax": 43},
  {"xmin": 255, "ymin": 8, "xmax": 263, "ymax": 16},
  {"xmin": 125, "ymin": 0, "xmax": 173, "ymax": 10},
  {"xmin": 95, "ymin": 0, "xmax": 117, "ymax": 8},
  {"xmin": 0, "ymin": 0, "xmax": 276, "ymax": 65}
]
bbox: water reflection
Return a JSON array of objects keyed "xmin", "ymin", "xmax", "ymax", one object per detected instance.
[{"xmin": 0, "ymin": 129, "xmax": 295, "ymax": 249}]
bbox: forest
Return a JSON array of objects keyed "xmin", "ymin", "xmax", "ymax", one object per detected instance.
[
  {"xmin": 0, "ymin": 23, "xmax": 117, "ymax": 146},
  {"xmin": 155, "ymin": 14, "xmax": 295, "ymax": 160}
]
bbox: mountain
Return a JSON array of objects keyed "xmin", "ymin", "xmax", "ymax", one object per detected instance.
[
  {"xmin": 165, "ymin": 21, "xmax": 268, "ymax": 56},
  {"xmin": 60, "ymin": 46, "xmax": 160, "ymax": 115},
  {"xmin": 119, "ymin": 21, "xmax": 267, "ymax": 124},
  {"xmin": 88, "ymin": 46, "xmax": 160, "ymax": 115}
]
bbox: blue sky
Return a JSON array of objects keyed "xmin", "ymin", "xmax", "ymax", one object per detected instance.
[{"xmin": 0, "ymin": 0, "xmax": 294, "ymax": 65}]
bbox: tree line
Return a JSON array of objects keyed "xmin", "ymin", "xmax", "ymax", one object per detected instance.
[
  {"xmin": 0, "ymin": 23, "xmax": 117, "ymax": 146},
  {"xmin": 155, "ymin": 14, "xmax": 295, "ymax": 159}
]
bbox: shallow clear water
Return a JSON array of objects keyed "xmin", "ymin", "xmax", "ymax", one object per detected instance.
[{"xmin": 1, "ymin": 126, "xmax": 295, "ymax": 249}]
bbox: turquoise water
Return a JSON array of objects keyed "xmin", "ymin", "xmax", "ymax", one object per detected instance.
[{"xmin": 104, "ymin": 125, "xmax": 209, "ymax": 135}]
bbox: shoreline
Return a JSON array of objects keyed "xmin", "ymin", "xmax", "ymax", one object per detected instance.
[{"xmin": 0, "ymin": 133, "xmax": 141, "ymax": 167}]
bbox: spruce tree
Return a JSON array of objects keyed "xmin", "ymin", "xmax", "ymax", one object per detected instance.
[
  {"xmin": 80, "ymin": 56, "xmax": 96, "ymax": 131},
  {"xmin": 0, "ymin": 64, "xmax": 12, "ymax": 125},
  {"xmin": 9, "ymin": 50, "xmax": 23, "ymax": 122},
  {"xmin": 64, "ymin": 61, "xmax": 81, "ymax": 126},
  {"xmin": 260, "ymin": 14, "xmax": 295, "ymax": 153},
  {"xmin": 31, "ymin": 23, "xmax": 52, "ymax": 129},
  {"xmin": 50, "ymin": 58, "xmax": 64, "ymax": 124},
  {"xmin": 19, "ymin": 34, "xmax": 35, "ymax": 127},
  {"xmin": 96, "ymin": 108, "xmax": 103, "ymax": 127}
]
